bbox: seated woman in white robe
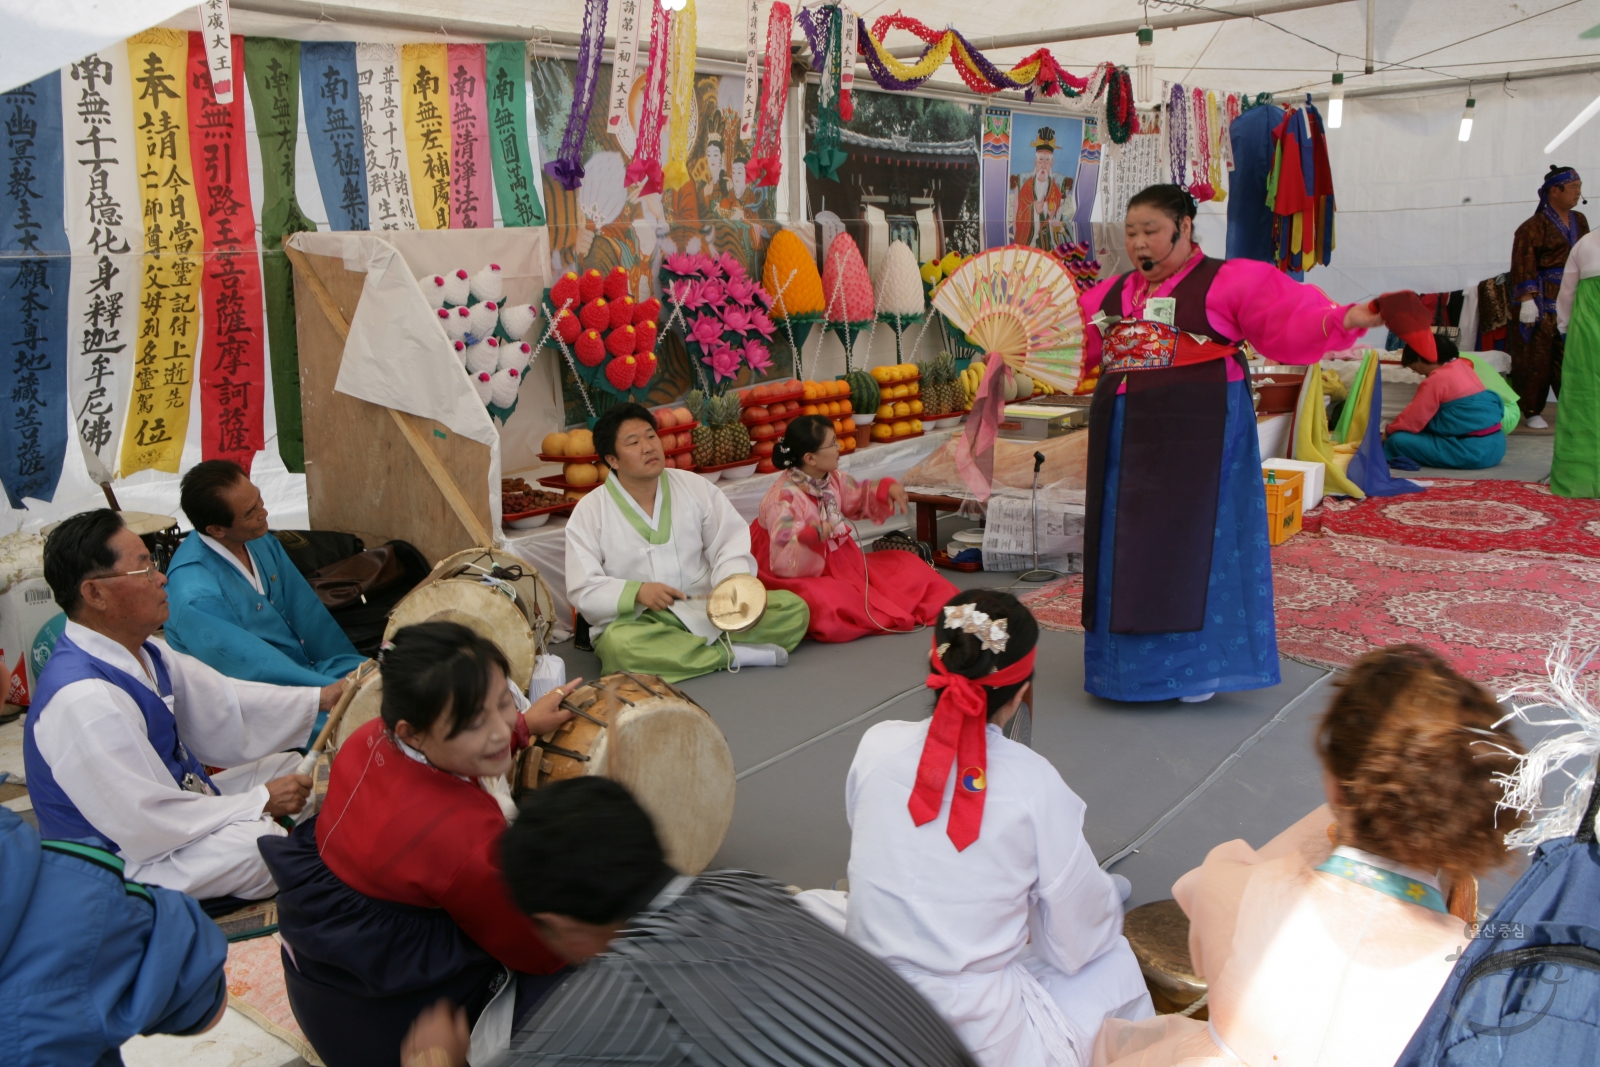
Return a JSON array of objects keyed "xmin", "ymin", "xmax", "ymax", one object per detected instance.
[
  {"xmin": 565, "ymin": 403, "xmax": 808, "ymax": 683},
  {"xmin": 1092, "ymin": 644, "xmax": 1528, "ymax": 1067},
  {"xmin": 808, "ymin": 590, "xmax": 1151, "ymax": 1067}
]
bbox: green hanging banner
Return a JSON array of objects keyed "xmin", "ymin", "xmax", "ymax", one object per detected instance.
[
  {"xmin": 244, "ymin": 37, "xmax": 317, "ymax": 472},
  {"xmin": 485, "ymin": 42, "xmax": 544, "ymax": 227}
]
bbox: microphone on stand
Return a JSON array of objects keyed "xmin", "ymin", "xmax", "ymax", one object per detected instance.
[{"xmin": 1020, "ymin": 451, "xmax": 1062, "ymax": 583}]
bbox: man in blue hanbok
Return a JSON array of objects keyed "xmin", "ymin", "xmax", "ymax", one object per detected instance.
[{"xmin": 164, "ymin": 462, "xmax": 363, "ymax": 722}]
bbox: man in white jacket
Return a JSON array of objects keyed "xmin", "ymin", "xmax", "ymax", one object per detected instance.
[{"xmin": 23, "ymin": 509, "xmax": 346, "ymax": 901}]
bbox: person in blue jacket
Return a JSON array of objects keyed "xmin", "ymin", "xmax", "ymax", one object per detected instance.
[
  {"xmin": 164, "ymin": 460, "xmax": 363, "ymax": 740},
  {"xmin": 0, "ymin": 807, "xmax": 229, "ymax": 1066}
]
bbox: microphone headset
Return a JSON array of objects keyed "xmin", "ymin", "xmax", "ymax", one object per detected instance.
[{"xmin": 1140, "ymin": 228, "xmax": 1185, "ymax": 273}]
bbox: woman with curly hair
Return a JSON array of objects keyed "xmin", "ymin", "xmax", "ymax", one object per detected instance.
[{"xmin": 1093, "ymin": 644, "xmax": 1527, "ymax": 1067}]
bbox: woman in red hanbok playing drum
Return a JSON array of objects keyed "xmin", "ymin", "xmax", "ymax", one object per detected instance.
[{"xmin": 753, "ymin": 416, "xmax": 957, "ymax": 642}]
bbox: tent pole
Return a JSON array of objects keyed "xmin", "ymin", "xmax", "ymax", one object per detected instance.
[
  {"xmin": 1333, "ymin": 60, "xmax": 1600, "ymax": 100},
  {"xmin": 1365, "ymin": 0, "xmax": 1375, "ymax": 75}
]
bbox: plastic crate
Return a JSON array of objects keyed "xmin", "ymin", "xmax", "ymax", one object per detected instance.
[{"xmin": 1264, "ymin": 469, "xmax": 1304, "ymax": 545}]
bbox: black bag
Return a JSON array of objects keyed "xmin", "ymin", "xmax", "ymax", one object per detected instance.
[
  {"xmin": 870, "ymin": 530, "xmax": 934, "ymax": 566},
  {"xmin": 321, "ymin": 541, "xmax": 432, "ymax": 656},
  {"xmin": 272, "ymin": 530, "xmax": 364, "ymax": 577}
]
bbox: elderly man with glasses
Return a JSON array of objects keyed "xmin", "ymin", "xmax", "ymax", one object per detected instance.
[{"xmin": 22, "ymin": 510, "xmax": 347, "ymax": 903}]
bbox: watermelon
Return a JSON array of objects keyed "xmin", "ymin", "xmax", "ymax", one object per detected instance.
[{"xmin": 841, "ymin": 370, "xmax": 880, "ymax": 415}]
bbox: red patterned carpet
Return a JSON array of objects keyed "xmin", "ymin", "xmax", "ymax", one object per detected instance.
[
  {"xmin": 1019, "ymin": 536, "xmax": 1600, "ymax": 692},
  {"xmin": 1314, "ymin": 479, "xmax": 1600, "ymax": 561}
]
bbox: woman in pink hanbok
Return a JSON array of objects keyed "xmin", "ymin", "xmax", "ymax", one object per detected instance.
[
  {"xmin": 1092, "ymin": 645, "xmax": 1527, "ymax": 1067},
  {"xmin": 753, "ymin": 416, "xmax": 957, "ymax": 642}
]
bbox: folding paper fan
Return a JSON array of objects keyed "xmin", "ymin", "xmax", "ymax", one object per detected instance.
[{"xmin": 930, "ymin": 248, "xmax": 1085, "ymax": 391}]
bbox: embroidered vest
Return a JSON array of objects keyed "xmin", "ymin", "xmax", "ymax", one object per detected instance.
[
  {"xmin": 1097, "ymin": 257, "xmax": 1241, "ymax": 372},
  {"xmin": 23, "ymin": 635, "xmax": 217, "ymax": 850}
]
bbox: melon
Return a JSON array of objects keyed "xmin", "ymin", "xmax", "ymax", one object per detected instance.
[
  {"xmin": 565, "ymin": 429, "xmax": 595, "ymax": 456},
  {"xmin": 542, "ymin": 432, "xmax": 569, "ymax": 455}
]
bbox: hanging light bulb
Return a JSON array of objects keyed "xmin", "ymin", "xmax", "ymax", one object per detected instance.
[
  {"xmin": 1135, "ymin": 26, "xmax": 1155, "ymax": 108},
  {"xmin": 1458, "ymin": 95, "xmax": 1475, "ymax": 142},
  {"xmin": 1327, "ymin": 72, "xmax": 1344, "ymax": 129}
]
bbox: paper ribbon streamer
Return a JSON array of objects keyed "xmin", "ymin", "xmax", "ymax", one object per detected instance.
[
  {"xmin": 0, "ymin": 73, "xmax": 70, "ymax": 507},
  {"xmin": 607, "ymin": 0, "xmax": 644, "ymax": 132},
  {"xmin": 122, "ymin": 29, "xmax": 203, "ymax": 477},
  {"xmin": 244, "ymin": 36, "xmax": 316, "ymax": 472},
  {"xmin": 545, "ymin": 0, "xmax": 610, "ymax": 191},
  {"xmin": 486, "ymin": 42, "xmax": 543, "ymax": 226},
  {"xmin": 749, "ymin": 1, "xmax": 792, "ymax": 187},
  {"xmin": 188, "ymin": 32, "xmax": 266, "ymax": 471},
  {"xmin": 1104, "ymin": 66, "xmax": 1138, "ymax": 144},
  {"xmin": 662, "ymin": 0, "xmax": 697, "ymax": 191},
  {"xmin": 800, "ymin": 5, "xmax": 847, "ymax": 180},
  {"xmin": 738, "ymin": 0, "xmax": 760, "ymax": 139},
  {"xmin": 301, "ymin": 42, "xmax": 369, "ymax": 231},
  {"xmin": 198, "ymin": 0, "xmax": 236, "ymax": 104},
  {"xmin": 861, "ymin": 14, "xmax": 1090, "ymax": 101},
  {"xmin": 355, "ymin": 43, "xmax": 419, "ymax": 230},
  {"xmin": 401, "ymin": 44, "xmax": 450, "ymax": 229},
  {"xmin": 624, "ymin": 0, "xmax": 670, "ymax": 194},
  {"xmin": 445, "ymin": 44, "xmax": 492, "ymax": 229},
  {"xmin": 62, "ymin": 44, "xmax": 140, "ymax": 484}
]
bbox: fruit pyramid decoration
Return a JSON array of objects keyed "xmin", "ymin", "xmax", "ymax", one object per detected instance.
[
  {"xmin": 543, "ymin": 266, "xmax": 661, "ymax": 405},
  {"xmin": 922, "ymin": 352, "xmax": 963, "ymax": 416},
  {"xmin": 761, "ymin": 229, "xmax": 825, "ymax": 320},
  {"xmin": 685, "ymin": 390, "xmax": 752, "ymax": 467},
  {"xmin": 822, "ymin": 234, "xmax": 874, "ymax": 328}
]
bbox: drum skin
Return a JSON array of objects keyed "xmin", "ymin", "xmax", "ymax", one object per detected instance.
[
  {"xmin": 707, "ymin": 573, "xmax": 767, "ymax": 633},
  {"xmin": 518, "ymin": 672, "xmax": 736, "ymax": 875}
]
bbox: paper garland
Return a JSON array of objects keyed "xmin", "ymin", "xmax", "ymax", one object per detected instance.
[
  {"xmin": 199, "ymin": 0, "xmax": 236, "ymax": 104},
  {"xmin": 544, "ymin": 0, "xmax": 610, "ymax": 191},
  {"xmin": 355, "ymin": 43, "xmax": 419, "ymax": 230},
  {"xmin": 244, "ymin": 36, "xmax": 315, "ymax": 471},
  {"xmin": 623, "ymin": 0, "xmax": 670, "ymax": 194},
  {"xmin": 0, "ymin": 73, "xmax": 70, "ymax": 507},
  {"xmin": 749, "ymin": 2, "xmax": 792, "ymax": 188},
  {"xmin": 301, "ymin": 42, "xmax": 369, "ymax": 231},
  {"xmin": 187, "ymin": 32, "xmax": 266, "ymax": 471},
  {"xmin": 486, "ymin": 42, "xmax": 543, "ymax": 226},
  {"xmin": 62, "ymin": 45, "xmax": 140, "ymax": 484},
  {"xmin": 861, "ymin": 14, "xmax": 1088, "ymax": 101},
  {"xmin": 445, "ymin": 44, "xmax": 492, "ymax": 228},
  {"xmin": 800, "ymin": 5, "xmax": 847, "ymax": 180},
  {"xmin": 662, "ymin": 0, "xmax": 698, "ymax": 192},
  {"xmin": 401, "ymin": 44, "xmax": 450, "ymax": 229},
  {"xmin": 122, "ymin": 29, "xmax": 202, "ymax": 477}
]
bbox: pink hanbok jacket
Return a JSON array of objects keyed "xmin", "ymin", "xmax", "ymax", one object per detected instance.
[{"xmin": 758, "ymin": 471, "xmax": 897, "ymax": 578}]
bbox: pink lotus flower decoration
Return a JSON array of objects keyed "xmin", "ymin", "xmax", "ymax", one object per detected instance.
[
  {"xmin": 716, "ymin": 252, "xmax": 743, "ymax": 280},
  {"xmin": 721, "ymin": 306, "xmax": 754, "ymax": 335},
  {"xmin": 697, "ymin": 278, "xmax": 725, "ymax": 307},
  {"xmin": 743, "ymin": 338, "xmax": 773, "ymax": 374},
  {"xmin": 663, "ymin": 252, "xmax": 705, "ymax": 277},
  {"xmin": 748, "ymin": 308, "xmax": 776, "ymax": 339},
  {"xmin": 724, "ymin": 276, "xmax": 758, "ymax": 305},
  {"xmin": 689, "ymin": 314, "xmax": 725, "ymax": 349},
  {"xmin": 660, "ymin": 250, "xmax": 777, "ymax": 394},
  {"xmin": 704, "ymin": 342, "xmax": 743, "ymax": 382}
]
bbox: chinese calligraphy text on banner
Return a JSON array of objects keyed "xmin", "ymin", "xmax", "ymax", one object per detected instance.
[
  {"xmin": 189, "ymin": 32, "xmax": 266, "ymax": 471},
  {"xmin": 402, "ymin": 43, "xmax": 450, "ymax": 229},
  {"xmin": 447, "ymin": 43, "xmax": 491, "ymax": 228},
  {"xmin": 123, "ymin": 28, "xmax": 202, "ymax": 477},
  {"xmin": 486, "ymin": 42, "xmax": 543, "ymax": 227},
  {"xmin": 356, "ymin": 42, "xmax": 418, "ymax": 230},
  {"xmin": 0, "ymin": 74, "xmax": 70, "ymax": 509},
  {"xmin": 63, "ymin": 45, "xmax": 140, "ymax": 484},
  {"xmin": 302, "ymin": 41, "xmax": 369, "ymax": 231}
]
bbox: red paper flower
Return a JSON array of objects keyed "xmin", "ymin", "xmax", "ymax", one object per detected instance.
[
  {"xmin": 606, "ymin": 354, "xmax": 638, "ymax": 389},
  {"xmin": 603, "ymin": 267, "xmax": 630, "ymax": 300},
  {"xmin": 580, "ymin": 298, "xmax": 611, "ymax": 331},
  {"xmin": 634, "ymin": 320, "xmax": 658, "ymax": 355},
  {"xmin": 551, "ymin": 271, "xmax": 581, "ymax": 309},
  {"xmin": 609, "ymin": 296, "xmax": 635, "ymax": 330},
  {"xmin": 555, "ymin": 308, "xmax": 581, "ymax": 343},
  {"xmin": 578, "ymin": 268, "xmax": 605, "ymax": 302},
  {"xmin": 606, "ymin": 325, "xmax": 638, "ymax": 357},
  {"xmin": 634, "ymin": 353, "xmax": 658, "ymax": 388},
  {"xmin": 634, "ymin": 297, "xmax": 662, "ymax": 324},
  {"xmin": 575, "ymin": 329, "xmax": 606, "ymax": 366}
]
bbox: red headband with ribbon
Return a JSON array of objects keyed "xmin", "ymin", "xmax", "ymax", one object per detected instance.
[{"xmin": 910, "ymin": 636, "xmax": 1038, "ymax": 850}]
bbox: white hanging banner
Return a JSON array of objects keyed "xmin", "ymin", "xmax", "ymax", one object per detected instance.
[
  {"xmin": 607, "ymin": 0, "xmax": 643, "ymax": 131},
  {"xmin": 837, "ymin": 5, "xmax": 856, "ymax": 102},
  {"xmin": 62, "ymin": 43, "xmax": 141, "ymax": 482},
  {"xmin": 199, "ymin": 0, "xmax": 235, "ymax": 103},
  {"xmin": 355, "ymin": 43, "xmax": 419, "ymax": 230},
  {"xmin": 739, "ymin": 0, "xmax": 761, "ymax": 138}
]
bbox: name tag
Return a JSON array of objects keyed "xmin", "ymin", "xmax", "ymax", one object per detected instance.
[{"xmin": 1145, "ymin": 297, "xmax": 1177, "ymax": 326}]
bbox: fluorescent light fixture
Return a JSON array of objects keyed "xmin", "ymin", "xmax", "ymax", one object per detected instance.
[
  {"xmin": 1458, "ymin": 97, "xmax": 1475, "ymax": 143},
  {"xmin": 1328, "ymin": 72, "xmax": 1344, "ymax": 129},
  {"xmin": 1135, "ymin": 26, "xmax": 1155, "ymax": 108},
  {"xmin": 1546, "ymin": 92, "xmax": 1600, "ymax": 154}
]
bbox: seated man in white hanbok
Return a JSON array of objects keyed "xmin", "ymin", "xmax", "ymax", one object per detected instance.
[
  {"xmin": 565, "ymin": 403, "xmax": 808, "ymax": 683},
  {"xmin": 23, "ymin": 510, "xmax": 347, "ymax": 901},
  {"xmin": 802, "ymin": 589, "xmax": 1151, "ymax": 1067}
]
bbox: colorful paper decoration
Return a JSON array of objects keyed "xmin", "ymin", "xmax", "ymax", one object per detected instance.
[
  {"xmin": 301, "ymin": 42, "xmax": 368, "ymax": 230},
  {"xmin": 401, "ymin": 44, "xmax": 450, "ymax": 229},
  {"xmin": 63, "ymin": 45, "xmax": 140, "ymax": 484},
  {"xmin": 749, "ymin": 1, "xmax": 793, "ymax": 187},
  {"xmin": 859, "ymin": 13, "xmax": 1087, "ymax": 101},
  {"xmin": 661, "ymin": 252, "xmax": 776, "ymax": 389},
  {"xmin": 799, "ymin": 4, "xmax": 847, "ymax": 180},
  {"xmin": 486, "ymin": 42, "xmax": 544, "ymax": 226},
  {"xmin": 624, "ymin": 0, "xmax": 670, "ymax": 194},
  {"xmin": 446, "ymin": 43, "xmax": 491, "ymax": 228},
  {"xmin": 0, "ymin": 73, "xmax": 70, "ymax": 507},
  {"xmin": 355, "ymin": 43, "xmax": 419, "ymax": 229},
  {"xmin": 662, "ymin": 0, "xmax": 697, "ymax": 191},
  {"xmin": 188, "ymin": 32, "xmax": 266, "ymax": 471},
  {"xmin": 544, "ymin": 0, "xmax": 610, "ymax": 190}
]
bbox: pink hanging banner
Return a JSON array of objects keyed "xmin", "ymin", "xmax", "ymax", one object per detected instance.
[
  {"xmin": 446, "ymin": 43, "xmax": 492, "ymax": 228},
  {"xmin": 187, "ymin": 32, "xmax": 266, "ymax": 470}
]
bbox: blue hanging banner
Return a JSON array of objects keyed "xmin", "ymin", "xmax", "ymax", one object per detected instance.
[
  {"xmin": 0, "ymin": 73, "xmax": 71, "ymax": 509},
  {"xmin": 300, "ymin": 42, "xmax": 369, "ymax": 231}
]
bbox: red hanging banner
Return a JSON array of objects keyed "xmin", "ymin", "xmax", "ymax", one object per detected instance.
[{"xmin": 187, "ymin": 32, "xmax": 266, "ymax": 471}]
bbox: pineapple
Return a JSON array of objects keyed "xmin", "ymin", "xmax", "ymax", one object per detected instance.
[
  {"xmin": 686, "ymin": 391, "xmax": 752, "ymax": 466},
  {"xmin": 922, "ymin": 353, "xmax": 960, "ymax": 416}
]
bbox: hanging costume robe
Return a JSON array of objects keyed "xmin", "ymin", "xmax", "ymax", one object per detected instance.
[
  {"xmin": 1077, "ymin": 250, "xmax": 1364, "ymax": 701},
  {"xmin": 0, "ymin": 808, "xmax": 229, "ymax": 1067},
  {"xmin": 1508, "ymin": 205, "xmax": 1588, "ymax": 417},
  {"xmin": 830, "ymin": 719, "xmax": 1151, "ymax": 1067},
  {"xmin": 1383, "ymin": 358, "xmax": 1506, "ymax": 470},
  {"xmin": 1555, "ymin": 229, "xmax": 1600, "ymax": 496},
  {"xmin": 262, "ymin": 716, "xmax": 566, "ymax": 1067},
  {"xmin": 565, "ymin": 468, "xmax": 808, "ymax": 682},
  {"xmin": 504, "ymin": 869, "xmax": 979, "ymax": 1067},
  {"xmin": 1092, "ymin": 807, "xmax": 1460, "ymax": 1067},
  {"xmin": 753, "ymin": 470, "xmax": 956, "ymax": 642},
  {"xmin": 23, "ymin": 622, "xmax": 316, "ymax": 900},
  {"xmin": 163, "ymin": 531, "xmax": 364, "ymax": 689}
]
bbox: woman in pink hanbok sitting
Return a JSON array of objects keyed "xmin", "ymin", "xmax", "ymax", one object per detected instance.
[
  {"xmin": 753, "ymin": 415, "xmax": 957, "ymax": 643},
  {"xmin": 1092, "ymin": 644, "xmax": 1527, "ymax": 1067}
]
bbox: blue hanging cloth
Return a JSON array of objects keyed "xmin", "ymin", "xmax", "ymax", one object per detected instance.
[
  {"xmin": 300, "ymin": 43, "xmax": 369, "ymax": 231},
  {"xmin": 1345, "ymin": 364, "xmax": 1424, "ymax": 497}
]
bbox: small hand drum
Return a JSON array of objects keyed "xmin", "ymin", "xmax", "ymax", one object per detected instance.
[{"xmin": 706, "ymin": 573, "xmax": 767, "ymax": 633}]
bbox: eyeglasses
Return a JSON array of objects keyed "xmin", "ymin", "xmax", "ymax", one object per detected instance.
[{"xmin": 92, "ymin": 564, "xmax": 161, "ymax": 584}]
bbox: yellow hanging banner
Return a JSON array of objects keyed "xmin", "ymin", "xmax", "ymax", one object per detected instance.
[
  {"xmin": 121, "ymin": 28, "xmax": 203, "ymax": 475},
  {"xmin": 401, "ymin": 44, "xmax": 450, "ymax": 229}
]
